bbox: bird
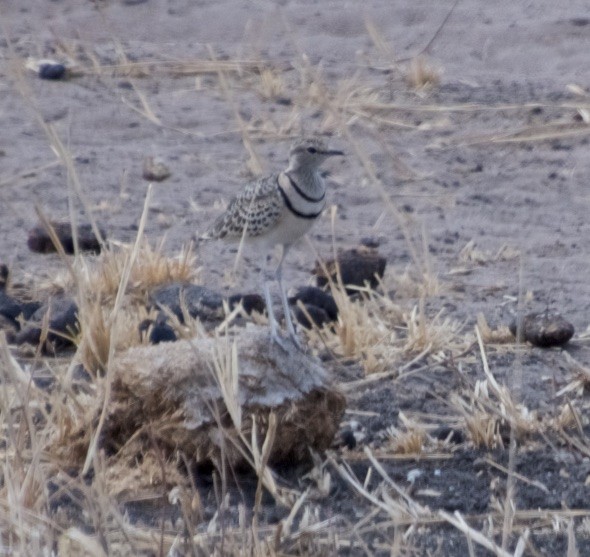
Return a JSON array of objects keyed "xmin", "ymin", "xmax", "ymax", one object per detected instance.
[{"xmin": 200, "ymin": 137, "xmax": 344, "ymax": 348}]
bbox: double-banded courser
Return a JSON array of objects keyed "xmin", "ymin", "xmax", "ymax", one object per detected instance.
[{"xmin": 201, "ymin": 137, "xmax": 343, "ymax": 347}]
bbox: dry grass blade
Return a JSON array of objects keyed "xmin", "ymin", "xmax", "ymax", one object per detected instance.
[
  {"xmin": 59, "ymin": 528, "xmax": 108, "ymax": 557},
  {"xmin": 212, "ymin": 336, "xmax": 242, "ymax": 429},
  {"xmin": 455, "ymin": 122, "xmax": 590, "ymax": 146},
  {"xmin": 363, "ymin": 447, "xmax": 425, "ymax": 517},
  {"xmin": 439, "ymin": 511, "xmax": 513, "ymax": 557},
  {"xmin": 567, "ymin": 519, "xmax": 580, "ymax": 557},
  {"xmin": 0, "ymin": 160, "xmax": 61, "ymax": 189},
  {"xmin": 83, "ymin": 184, "xmax": 154, "ymax": 474},
  {"xmin": 83, "ymin": 240, "xmax": 197, "ymax": 302}
]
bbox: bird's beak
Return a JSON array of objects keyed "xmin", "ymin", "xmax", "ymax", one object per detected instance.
[{"xmin": 324, "ymin": 149, "xmax": 344, "ymax": 157}]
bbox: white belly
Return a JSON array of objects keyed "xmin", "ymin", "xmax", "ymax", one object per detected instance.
[{"xmin": 252, "ymin": 205, "xmax": 322, "ymax": 249}]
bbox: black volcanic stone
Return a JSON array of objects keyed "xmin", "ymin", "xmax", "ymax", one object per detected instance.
[
  {"xmin": 150, "ymin": 283, "xmax": 225, "ymax": 322},
  {"xmin": 289, "ymin": 286, "xmax": 338, "ymax": 321},
  {"xmin": 15, "ymin": 296, "xmax": 78, "ymax": 351},
  {"xmin": 27, "ymin": 221, "xmax": 104, "ymax": 254},
  {"xmin": 509, "ymin": 311, "xmax": 574, "ymax": 347}
]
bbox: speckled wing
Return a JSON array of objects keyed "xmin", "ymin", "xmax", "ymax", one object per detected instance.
[{"xmin": 202, "ymin": 173, "xmax": 283, "ymax": 240}]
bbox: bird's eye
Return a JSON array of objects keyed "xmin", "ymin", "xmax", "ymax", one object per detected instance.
[{"xmin": 307, "ymin": 147, "xmax": 317, "ymax": 154}]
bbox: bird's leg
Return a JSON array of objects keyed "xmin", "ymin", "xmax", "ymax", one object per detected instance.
[
  {"xmin": 275, "ymin": 245, "xmax": 301, "ymax": 349},
  {"xmin": 262, "ymin": 280, "xmax": 280, "ymax": 341},
  {"xmin": 261, "ymin": 253, "xmax": 289, "ymax": 350}
]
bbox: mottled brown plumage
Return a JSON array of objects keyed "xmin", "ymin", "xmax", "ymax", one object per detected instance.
[{"xmin": 202, "ymin": 173, "xmax": 283, "ymax": 240}]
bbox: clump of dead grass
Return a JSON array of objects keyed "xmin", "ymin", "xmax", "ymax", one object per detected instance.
[
  {"xmin": 309, "ymin": 271, "xmax": 465, "ymax": 375},
  {"xmin": 69, "ymin": 240, "xmax": 199, "ymax": 373},
  {"xmin": 75, "ymin": 297, "xmax": 151, "ymax": 374},
  {"xmin": 385, "ymin": 413, "xmax": 428, "ymax": 455},
  {"xmin": 255, "ymin": 67, "xmax": 286, "ymax": 101},
  {"xmin": 405, "ymin": 57, "xmax": 441, "ymax": 90},
  {"xmin": 83, "ymin": 240, "xmax": 198, "ymax": 302},
  {"xmin": 402, "ymin": 299, "xmax": 465, "ymax": 358}
]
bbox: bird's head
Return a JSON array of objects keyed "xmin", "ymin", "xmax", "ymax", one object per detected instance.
[{"xmin": 287, "ymin": 137, "xmax": 344, "ymax": 171}]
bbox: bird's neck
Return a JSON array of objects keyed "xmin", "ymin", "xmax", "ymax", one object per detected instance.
[{"xmin": 285, "ymin": 165, "xmax": 324, "ymax": 196}]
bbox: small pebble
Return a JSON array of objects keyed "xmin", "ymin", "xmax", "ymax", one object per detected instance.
[
  {"xmin": 142, "ymin": 156, "xmax": 171, "ymax": 182},
  {"xmin": 431, "ymin": 425, "xmax": 465, "ymax": 444},
  {"xmin": 38, "ymin": 63, "xmax": 67, "ymax": 80}
]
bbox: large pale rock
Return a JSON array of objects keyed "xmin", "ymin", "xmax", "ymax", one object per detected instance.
[{"xmin": 105, "ymin": 327, "xmax": 346, "ymax": 468}]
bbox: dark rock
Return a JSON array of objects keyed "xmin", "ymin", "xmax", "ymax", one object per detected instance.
[
  {"xmin": 15, "ymin": 296, "xmax": 79, "ymax": 351},
  {"xmin": 336, "ymin": 428, "xmax": 357, "ymax": 450},
  {"xmin": 0, "ymin": 264, "xmax": 8, "ymax": 288},
  {"xmin": 150, "ymin": 283, "xmax": 224, "ymax": 322},
  {"xmin": 509, "ymin": 311, "xmax": 574, "ymax": 347},
  {"xmin": 0, "ymin": 267, "xmax": 42, "ymax": 329},
  {"xmin": 293, "ymin": 304, "xmax": 330, "ymax": 330},
  {"xmin": 27, "ymin": 221, "xmax": 105, "ymax": 254},
  {"xmin": 275, "ymin": 96, "xmax": 292, "ymax": 106},
  {"xmin": 228, "ymin": 293, "xmax": 265, "ymax": 315},
  {"xmin": 432, "ymin": 425, "xmax": 465, "ymax": 444},
  {"xmin": 0, "ymin": 315, "xmax": 18, "ymax": 339},
  {"xmin": 139, "ymin": 313, "xmax": 177, "ymax": 344},
  {"xmin": 314, "ymin": 246, "xmax": 386, "ymax": 294},
  {"xmin": 38, "ymin": 63, "xmax": 67, "ymax": 80},
  {"xmin": 153, "ymin": 284, "xmax": 267, "ymax": 323},
  {"xmin": 0, "ymin": 291, "xmax": 41, "ymax": 329},
  {"xmin": 289, "ymin": 286, "xmax": 338, "ymax": 321}
]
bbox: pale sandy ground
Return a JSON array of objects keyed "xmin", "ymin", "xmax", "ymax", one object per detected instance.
[{"xmin": 1, "ymin": 1, "xmax": 590, "ymax": 554}]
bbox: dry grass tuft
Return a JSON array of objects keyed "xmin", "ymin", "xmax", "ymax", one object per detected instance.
[
  {"xmin": 385, "ymin": 413, "xmax": 428, "ymax": 454},
  {"xmin": 406, "ymin": 57, "xmax": 441, "ymax": 90},
  {"xmin": 255, "ymin": 68, "xmax": 286, "ymax": 101},
  {"xmin": 75, "ymin": 297, "xmax": 149, "ymax": 374},
  {"xmin": 402, "ymin": 300, "xmax": 465, "ymax": 357},
  {"xmin": 321, "ymin": 281, "xmax": 403, "ymax": 374},
  {"xmin": 459, "ymin": 240, "xmax": 520, "ymax": 265},
  {"xmin": 477, "ymin": 313, "xmax": 515, "ymax": 344},
  {"xmin": 312, "ymin": 271, "xmax": 465, "ymax": 375},
  {"xmin": 83, "ymin": 240, "xmax": 198, "ymax": 302}
]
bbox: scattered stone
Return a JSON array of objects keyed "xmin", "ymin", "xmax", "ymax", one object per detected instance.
[
  {"xmin": 0, "ymin": 293, "xmax": 41, "ymax": 330},
  {"xmin": 509, "ymin": 311, "xmax": 574, "ymax": 347},
  {"xmin": 289, "ymin": 286, "xmax": 338, "ymax": 321},
  {"xmin": 38, "ymin": 62, "xmax": 67, "ymax": 80},
  {"xmin": 0, "ymin": 265, "xmax": 42, "ymax": 329},
  {"xmin": 139, "ymin": 313, "xmax": 177, "ymax": 344},
  {"xmin": 15, "ymin": 296, "xmax": 79, "ymax": 352},
  {"xmin": 228, "ymin": 293, "xmax": 265, "ymax": 315},
  {"xmin": 142, "ymin": 156, "xmax": 172, "ymax": 182},
  {"xmin": 98, "ymin": 328, "xmax": 346, "ymax": 469},
  {"xmin": 27, "ymin": 221, "xmax": 105, "ymax": 254},
  {"xmin": 292, "ymin": 303, "xmax": 330, "ymax": 330},
  {"xmin": 314, "ymin": 246, "xmax": 386, "ymax": 294},
  {"xmin": 336, "ymin": 428, "xmax": 357, "ymax": 450},
  {"xmin": 150, "ymin": 283, "xmax": 225, "ymax": 322},
  {"xmin": 152, "ymin": 283, "xmax": 266, "ymax": 324},
  {"xmin": 26, "ymin": 58, "xmax": 69, "ymax": 80},
  {"xmin": 431, "ymin": 425, "xmax": 465, "ymax": 444}
]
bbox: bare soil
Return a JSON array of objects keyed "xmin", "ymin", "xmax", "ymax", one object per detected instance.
[{"xmin": 2, "ymin": 1, "xmax": 590, "ymax": 555}]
